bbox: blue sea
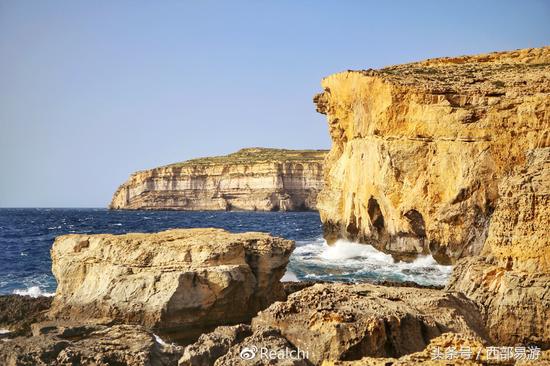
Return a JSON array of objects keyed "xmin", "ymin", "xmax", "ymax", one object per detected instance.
[{"xmin": 0, "ymin": 208, "xmax": 452, "ymax": 296}]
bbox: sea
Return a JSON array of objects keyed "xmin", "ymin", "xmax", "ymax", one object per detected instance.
[{"xmin": 0, "ymin": 208, "xmax": 452, "ymax": 297}]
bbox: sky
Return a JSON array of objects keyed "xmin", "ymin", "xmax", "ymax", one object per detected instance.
[{"xmin": 0, "ymin": 0, "xmax": 549, "ymax": 207}]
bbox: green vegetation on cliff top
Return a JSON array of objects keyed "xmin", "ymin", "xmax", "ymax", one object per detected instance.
[{"xmin": 161, "ymin": 148, "xmax": 328, "ymax": 169}]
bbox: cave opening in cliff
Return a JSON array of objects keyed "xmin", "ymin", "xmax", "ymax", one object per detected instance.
[
  {"xmin": 367, "ymin": 197, "xmax": 385, "ymax": 236},
  {"xmin": 404, "ymin": 209, "xmax": 426, "ymax": 238}
]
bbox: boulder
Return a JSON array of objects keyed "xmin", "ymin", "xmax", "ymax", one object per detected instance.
[
  {"xmin": 48, "ymin": 228, "xmax": 294, "ymax": 342},
  {"xmin": 178, "ymin": 324, "xmax": 252, "ymax": 366},
  {"xmin": 0, "ymin": 323, "xmax": 182, "ymax": 366},
  {"xmin": 179, "ymin": 324, "xmax": 311, "ymax": 366},
  {"xmin": 252, "ymin": 283, "xmax": 487, "ymax": 365},
  {"xmin": 0, "ymin": 295, "xmax": 52, "ymax": 337}
]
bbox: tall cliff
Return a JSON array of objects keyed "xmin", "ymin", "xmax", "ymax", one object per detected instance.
[
  {"xmin": 110, "ymin": 148, "xmax": 327, "ymax": 211},
  {"xmin": 314, "ymin": 47, "xmax": 549, "ymax": 263}
]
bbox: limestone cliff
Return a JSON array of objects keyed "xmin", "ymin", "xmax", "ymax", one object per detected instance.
[
  {"xmin": 314, "ymin": 47, "xmax": 550, "ymax": 263},
  {"xmin": 110, "ymin": 148, "xmax": 327, "ymax": 211},
  {"xmin": 446, "ymin": 147, "xmax": 550, "ymax": 347}
]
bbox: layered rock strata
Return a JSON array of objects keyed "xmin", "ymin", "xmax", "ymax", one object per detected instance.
[
  {"xmin": 48, "ymin": 228, "xmax": 294, "ymax": 342},
  {"xmin": 314, "ymin": 47, "xmax": 550, "ymax": 263},
  {"xmin": 110, "ymin": 148, "xmax": 327, "ymax": 211}
]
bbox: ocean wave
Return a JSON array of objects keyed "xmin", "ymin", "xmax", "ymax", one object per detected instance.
[
  {"xmin": 12, "ymin": 286, "xmax": 55, "ymax": 298},
  {"xmin": 290, "ymin": 238, "xmax": 452, "ymax": 286}
]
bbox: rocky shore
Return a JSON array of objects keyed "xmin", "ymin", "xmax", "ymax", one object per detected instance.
[
  {"xmin": 110, "ymin": 148, "xmax": 327, "ymax": 211},
  {"xmin": 1, "ymin": 47, "xmax": 548, "ymax": 365}
]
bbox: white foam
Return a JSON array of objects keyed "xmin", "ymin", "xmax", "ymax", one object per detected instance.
[
  {"xmin": 320, "ymin": 239, "xmax": 395, "ymax": 263},
  {"xmin": 290, "ymin": 237, "xmax": 453, "ymax": 286},
  {"xmin": 0, "ymin": 329, "xmax": 10, "ymax": 334},
  {"xmin": 13, "ymin": 286, "xmax": 55, "ymax": 298},
  {"xmin": 154, "ymin": 334, "xmax": 169, "ymax": 346},
  {"xmin": 281, "ymin": 270, "xmax": 299, "ymax": 282}
]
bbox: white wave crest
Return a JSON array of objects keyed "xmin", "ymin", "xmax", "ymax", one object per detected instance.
[
  {"xmin": 290, "ymin": 238, "xmax": 452, "ymax": 286},
  {"xmin": 320, "ymin": 239, "xmax": 394, "ymax": 263},
  {"xmin": 13, "ymin": 286, "xmax": 55, "ymax": 298}
]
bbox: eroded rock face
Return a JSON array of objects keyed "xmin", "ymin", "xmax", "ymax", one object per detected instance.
[
  {"xmin": 481, "ymin": 148, "xmax": 550, "ymax": 273},
  {"xmin": 214, "ymin": 327, "xmax": 310, "ymax": 366},
  {"xmin": 49, "ymin": 228, "xmax": 294, "ymax": 342},
  {"xmin": 178, "ymin": 324, "xmax": 252, "ymax": 366},
  {"xmin": 252, "ymin": 283, "xmax": 487, "ymax": 365},
  {"xmin": 110, "ymin": 148, "xmax": 327, "ymax": 211},
  {"xmin": 322, "ymin": 333, "xmax": 487, "ymax": 366},
  {"xmin": 0, "ymin": 295, "xmax": 52, "ymax": 337},
  {"xmin": 314, "ymin": 47, "xmax": 550, "ymax": 263},
  {"xmin": 446, "ymin": 148, "xmax": 550, "ymax": 347},
  {"xmin": 0, "ymin": 323, "xmax": 182, "ymax": 366},
  {"xmin": 447, "ymin": 257, "xmax": 550, "ymax": 348}
]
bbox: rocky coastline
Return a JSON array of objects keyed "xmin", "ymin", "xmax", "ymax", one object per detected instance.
[
  {"xmin": 1, "ymin": 47, "xmax": 548, "ymax": 365},
  {"xmin": 314, "ymin": 46, "xmax": 549, "ymax": 264},
  {"xmin": 110, "ymin": 148, "xmax": 327, "ymax": 212}
]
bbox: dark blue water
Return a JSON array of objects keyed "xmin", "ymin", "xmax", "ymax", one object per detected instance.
[
  {"xmin": 0, "ymin": 208, "xmax": 451, "ymax": 296},
  {"xmin": 0, "ymin": 208, "xmax": 322, "ymax": 295}
]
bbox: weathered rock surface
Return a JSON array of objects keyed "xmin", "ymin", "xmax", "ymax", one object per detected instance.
[
  {"xmin": 252, "ymin": 283, "xmax": 487, "ymax": 365},
  {"xmin": 314, "ymin": 47, "xmax": 550, "ymax": 263},
  {"xmin": 214, "ymin": 327, "xmax": 310, "ymax": 366},
  {"xmin": 180, "ymin": 325, "xmax": 310, "ymax": 366},
  {"xmin": 322, "ymin": 333, "xmax": 487, "ymax": 365},
  {"xmin": 110, "ymin": 148, "xmax": 327, "ymax": 211},
  {"xmin": 447, "ymin": 257, "xmax": 550, "ymax": 348},
  {"xmin": 49, "ymin": 228, "xmax": 294, "ymax": 342},
  {"xmin": 0, "ymin": 323, "xmax": 182, "ymax": 366},
  {"xmin": 446, "ymin": 148, "xmax": 550, "ymax": 348},
  {"xmin": 178, "ymin": 324, "xmax": 252, "ymax": 366},
  {"xmin": 481, "ymin": 147, "xmax": 550, "ymax": 273},
  {"xmin": 0, "ymin": 295, "xmax": 52, "ymax": 337}
]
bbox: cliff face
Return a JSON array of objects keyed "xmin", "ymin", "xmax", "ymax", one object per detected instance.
[
  {"xmin": 110, "ymin": 148, "xmax": 327, "ymax": 211},
  {"xmin": 314, "ymin": 47, "xmax": 550, "ymax": 263},
  {"xmin": 446, "ymin": 147, "xmax": 550, "ymax": 346}
]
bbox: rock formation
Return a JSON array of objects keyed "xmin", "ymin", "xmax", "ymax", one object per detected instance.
[
  {"xmin": 0, "ymin": 295, "xmax": 52, "ymax": 337},
  {"xmin": 446, "ymin": 147, "xmax": 550, "ymax": 347},
  {"xmin": 252, "ymin": 283, "xmax": 487, "ymax": 365},
  {"xmin": 48, "ymin": 228, "xmax": 294, "ymax": 342},
  {"xmin": 110, "ymin": 148, "xmax": 327, "ymax": 211},
  {"xmin": 314, "ymin": 47, "xmax": 550, "ymax": 263},
  {"xmin": 0, "ymin": 323, "xmax": 183, "ymax": 366},
  {"xmin": 2, "ymin": 47, "xmax": 549, "ymax": 366}
]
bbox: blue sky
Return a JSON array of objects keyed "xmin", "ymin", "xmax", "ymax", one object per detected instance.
[{"xmin": 1, "ymin": 0, "xmax": 548, "ymax": 207}]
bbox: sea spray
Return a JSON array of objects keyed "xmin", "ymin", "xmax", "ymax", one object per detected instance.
[
  {"xmin": 288, "ymin": 238, "xmax": 452, "ymax": 286},
  {"xmin": 13, "ymin": 286, "xmax": 55, "ymax": 298}
]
